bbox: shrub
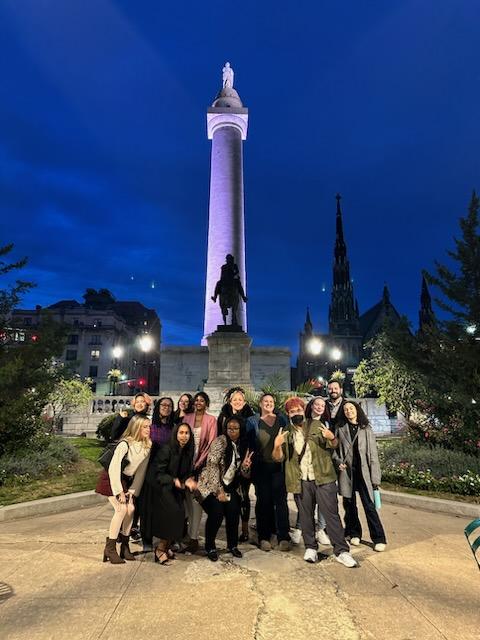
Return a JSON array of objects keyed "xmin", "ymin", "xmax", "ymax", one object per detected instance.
[
  {"xmin": 0, "ymin": 435, "xmax": 79, "ymax": 486},
  {"xmin": 380, "ymin": 439, "xmax": 480, "ymax": 476},
  {"xmin": 379, "ymin": 438, "xmax": 480, "ymax": 496},
  {"xmin": 95, "ymin": 414, "xmax": 116, "ymax": 443}
]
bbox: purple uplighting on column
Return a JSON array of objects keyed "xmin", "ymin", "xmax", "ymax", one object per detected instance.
[{"xmin": 202, "ymin": 66, "xmax": 248, "ymax": 344}]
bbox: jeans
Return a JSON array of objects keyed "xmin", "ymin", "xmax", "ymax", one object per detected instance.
[
  {"xmin": 343, "ymin": 470, "xmax": 386, "ymax": 544},
  {"xmin": 297, "ymin": 480, "xmax": 349, "ymax": 555},
  {"xmin": 254, "ymin": 464, "xmax": 290, "ymax": 543},
  {"xmin": 201, "ymin": 491, "xmax": 241, "ymax": 551}
]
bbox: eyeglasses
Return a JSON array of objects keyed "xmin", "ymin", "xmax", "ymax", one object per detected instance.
[
  {"xmin": 160, "ymin": 403, "xmax": 172, "ymax": 408},
  {"xmin": 227, "ymin": 426, "xmax": 240, "ymax": 431}
]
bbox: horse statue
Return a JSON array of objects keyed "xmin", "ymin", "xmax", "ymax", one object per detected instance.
[{"xmin": 211, "ymin": 254, "xmax": 247, "ymax": 327}]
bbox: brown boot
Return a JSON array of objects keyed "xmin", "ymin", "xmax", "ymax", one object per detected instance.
[
  {"xmin": 119, "ymin": 533, "xmax": 136, "ymax": 561},
  {"xmin": 103, "ymin": 537, "xmax": 125, "ymax": 564}
]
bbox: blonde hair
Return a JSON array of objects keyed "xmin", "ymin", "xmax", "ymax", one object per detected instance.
[{"xmin": 121, "ymin": 415, "xmax": 152, "ymax": 449}]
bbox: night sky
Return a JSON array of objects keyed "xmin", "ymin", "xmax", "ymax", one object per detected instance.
[{"xmin": 1, "ymin": 1, "xmax": 479, "ymax": 357}]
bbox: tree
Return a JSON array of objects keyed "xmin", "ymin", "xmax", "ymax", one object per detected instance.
[
  {"xmin": 0, "ymin": 244, "xmax": 67, "ymax": 455},
  {"xmin": 354, "ymin": 323, "xmax": 426, "ymax": 421},
  {"xmin": 47, "ymin": 377, "xmax": 94, "ymax": 429},
  {"xmin": 425, "ymin": 191, "xmax": 480, "ymax": 328},
  {"xmin": 83, "ymin": 288, "xmax": 115, "ymax": 308},
  {"xmin": 379, "ymin": 193, "xmax": 480, "ymax": 454},
  {"xmin": 0, "ymin": 243, "xmax": 34, "ymax": 323}
]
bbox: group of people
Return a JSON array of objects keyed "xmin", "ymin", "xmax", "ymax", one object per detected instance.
[{"xmin": 96, "ymin": 380, "xmax": 387, "ymax": 569}]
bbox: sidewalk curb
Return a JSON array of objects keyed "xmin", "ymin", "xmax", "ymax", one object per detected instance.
[
  {"xmin": 381, "ymin": 489, "xmax": 480, "ymax": 518},
  {"xmin": 1, "ymin": 487, "xmax": 479, "ymax": 523},
  {"xmin": 0, "ymin": 490, "xmax": 104, "ymax": 523}
]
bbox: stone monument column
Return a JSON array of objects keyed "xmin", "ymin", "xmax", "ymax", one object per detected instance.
[{"xmin": 202, "ymin": 63, "xmax": 249, "ymax": 344}]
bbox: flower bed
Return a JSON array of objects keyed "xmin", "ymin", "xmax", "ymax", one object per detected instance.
[{"xmin": 379, "ymin": 439, "xmax": 480, "ymax": 497}]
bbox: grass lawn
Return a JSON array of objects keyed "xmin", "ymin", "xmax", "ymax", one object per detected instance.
[{"xmin": 0, "ymin": 438, "xmax": 103, "ymax": 507}]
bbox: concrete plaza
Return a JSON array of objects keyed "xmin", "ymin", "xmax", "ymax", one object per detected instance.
[{"xmin": 0, "ymin": 497, "xmax": 478, "ymax": 640}]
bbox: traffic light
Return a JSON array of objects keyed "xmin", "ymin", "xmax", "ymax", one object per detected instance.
[{"xmin": 31, "ymin": 334, "xmax": 39, "ymax": 342}]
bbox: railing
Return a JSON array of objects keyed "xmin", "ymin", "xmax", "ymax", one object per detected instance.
[{"xmin": 91, "ymin": 395, "xmax": 160, "ymax": 414}]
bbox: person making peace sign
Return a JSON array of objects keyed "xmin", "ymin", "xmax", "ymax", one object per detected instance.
[{"xmin": 196, "ymin": 417, "xmax": 253, "ymax": 561}]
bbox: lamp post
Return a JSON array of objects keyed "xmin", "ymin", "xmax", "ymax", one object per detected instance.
[
  {"xmin": 306, "ymin": 337, "xmax": 343, "ymax": 389},
  {"xmin": 139, "ymin": 335, "xmax": 153, "ymax": 393}
]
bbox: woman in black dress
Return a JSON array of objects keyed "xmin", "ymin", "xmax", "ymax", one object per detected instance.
[{"xmin": 142, "ymin": 422, "xmax": 196, "ymax": 565}]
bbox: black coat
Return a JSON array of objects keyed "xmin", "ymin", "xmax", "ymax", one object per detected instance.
[
  {"xmin": 216, "ymin": 403, "xmax": 254, "ymax": 436},
  {"xmin": 140, "ymin": 443, "xmax": 193, "ymax": 541}
]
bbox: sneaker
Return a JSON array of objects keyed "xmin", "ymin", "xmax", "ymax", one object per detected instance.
[
  {"xmin": 290, "ymin": 528, "xmax": 302, "ymax": 544},
  {"xmin": 259, "ymin": 540, "xmax": 272, "ymax": 552},
  {"xmin": 303, "ymin": 548, "xmax": 318, "ymax": 563},
  {"xmin": 316, "ymin": 529, "xmax": 331, "ymax": 546},
  {"xmin": 374, "ymin": 543, "xmax": 386, "ymax": 552},
  {"xmin": 278, "ymin": 540, "xmax": 292, "ymax": 552},
  {"xmin": 335, "ymin": 552, "xmax": 358, "ymax": 568},
  {"xmin": 228, "ymin": 547, "xmax": 243, "ymax": 558},
  {"xmin": 349, "ymin": 537, "xmax": 361, "ymax": 546}
]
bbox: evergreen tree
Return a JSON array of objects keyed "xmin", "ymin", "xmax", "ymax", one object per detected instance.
[{"xmin": 0, "ymin": 244, "xmax": 67, "ymax": 455}]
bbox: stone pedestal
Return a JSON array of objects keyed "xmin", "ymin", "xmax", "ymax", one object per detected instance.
[{"xmin": 203, "ymin": 330, "xmax": 253, "ymax": 412}]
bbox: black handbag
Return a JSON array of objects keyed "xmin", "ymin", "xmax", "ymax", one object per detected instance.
[{"xmin": 98, "ymin": 439, "xmax": 130, "ymax": 472}]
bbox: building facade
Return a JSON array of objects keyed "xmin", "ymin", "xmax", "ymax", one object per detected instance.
[{"xmin": 12, "ymin": 290, "xmax": 161, "ymax": 395}]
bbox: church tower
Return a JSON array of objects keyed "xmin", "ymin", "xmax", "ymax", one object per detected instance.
[
  {"xmin": 418, "ymin": 275, "xmax": 435, "ymax": 332},
  {"xmin": 202, "ymin": 63, "xmax": 248, "ymax": 344},
  {"xmin": 328, "ymin": 194, "xmax": 360, "ymax": 335}
]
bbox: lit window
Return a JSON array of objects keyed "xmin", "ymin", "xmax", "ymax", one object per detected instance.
[{"xmin": 91, "ymin": 349, "xmax": 100, "ymax": 360}]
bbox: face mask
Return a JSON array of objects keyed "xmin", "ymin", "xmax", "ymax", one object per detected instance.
[{"xmin": 290, "ymin": 414, "xmax": 304, "ymax": 426}]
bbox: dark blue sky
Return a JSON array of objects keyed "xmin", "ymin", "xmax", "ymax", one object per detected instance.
[{"xmin": 1, "ymin": 1, "xmax": 479, "ymax": 356}]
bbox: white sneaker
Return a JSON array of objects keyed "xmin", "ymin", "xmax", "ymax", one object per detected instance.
[
  {"xmin": 349, "ymin": 537, "xmax": 360, "ymax": 546},
  {"xmin": 290, "ymin": 528, "xmax": 302, "ymax": 544},
  {"xmin": 316, "ymin": 529, "xmax": 331, "ymax": 546},
  {"xmin": 303, "ymin": 548, "xmax": 318, "ymax": 563},
  {"xmin": 335, "ymin": 552, "xmax": 358, "ymax": 568},
  {"xmin": 374, "ymin": 543, "xmax": 386, "ymax": 552}
]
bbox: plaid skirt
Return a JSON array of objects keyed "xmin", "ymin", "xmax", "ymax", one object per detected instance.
[{"xmin": 95, "ymin": 469, "xmax": 132, "ymax": 497}]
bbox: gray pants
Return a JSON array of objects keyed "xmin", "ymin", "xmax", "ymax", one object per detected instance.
[{"xmin": 297, "ymin": 480, "xmax": 349, "ymax": 555}]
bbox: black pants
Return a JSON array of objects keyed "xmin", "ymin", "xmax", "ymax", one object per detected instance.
[
  {"xmin": 240, "ymin": 477, "xmax": 251, "ymax": 523},
  {"xmin": 254, "ymin": 465, "xmax": 290, "ymax": 543},
  {"xmin": 202, "ymin": 491, "xmax": 241, "ymax": 551},
  {"xmin": 343, "ymin": 470, "xmax": 386, "ymax": 544},
  {"xmin": 297, "ymin": 480, "xmax": 349, "ymax": 555}
]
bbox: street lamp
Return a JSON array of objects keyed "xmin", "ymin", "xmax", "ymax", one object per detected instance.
[
  {"xmin": 112, "ymin": 346, "xmax": 124, "ymax": 360},
  {"xmin": 307, "ymin": 337, "xmax": 323, "ymax": 356},
  {"xmin": 138, "ymin": 334, "xmax": 153, "ymax": 392},
  {"xmin": 139, "ymin": 335, "xmax": 154, "ymax": 352},
  {"xmin": 330, "ymin": 347, "xmax": 342, "ymax": 361}
]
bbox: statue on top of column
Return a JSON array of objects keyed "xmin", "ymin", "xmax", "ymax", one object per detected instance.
[
  {"xmin": 211, "ymin": 254, "xmax": 247, "ymax": 326},
  {"xmin": 222, "ymin": 62, "xmax": 234, "ymax": 89}
]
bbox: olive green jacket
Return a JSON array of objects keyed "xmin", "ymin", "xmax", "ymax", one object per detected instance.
[{"xmin": 280, "ymin": 419, "xmax": 338, "ymax": 494}]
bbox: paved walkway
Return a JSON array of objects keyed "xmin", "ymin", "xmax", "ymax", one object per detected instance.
[{"xmin": 0, "ymin": 498, "xmax": 478, "ymax": 640}]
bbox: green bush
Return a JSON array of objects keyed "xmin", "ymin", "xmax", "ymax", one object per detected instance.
[
  {"xmin": 0, "ymin": 435, "xmax": 79, "ymax": 486},
  {"xmin": 379, "ymin": 439, "xmax": 480, "ymax": 496},
  {"xmin": 380, "ymin": 439, "xmax": 480, "ymax": 476},
  {"xmin": 95, "ymin": 414, "xmax": 116, "ymax": 443}
]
